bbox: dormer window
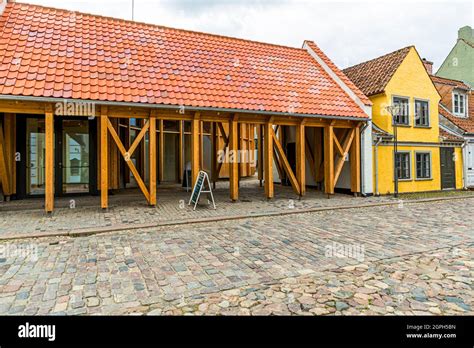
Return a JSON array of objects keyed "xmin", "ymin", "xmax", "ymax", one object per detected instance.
[{"xmin": 453, "ymin": 91, "xmax": 467, "ymax": 117}]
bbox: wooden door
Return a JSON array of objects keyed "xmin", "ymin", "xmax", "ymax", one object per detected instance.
[{"xmin": 440, "ymin": 147, "xmax": 455, "ymax": 189}]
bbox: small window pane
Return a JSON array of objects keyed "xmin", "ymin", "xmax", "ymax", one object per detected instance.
[
  {"xmin": 393, "ymin": 97, "xmax": 409, "ymax": 125},
  {"xmin": 395, "ymin": 153, "xmax": 410, "ymax": 179},
  {"xmin": 415, "ymin": 100, "xmax": 429, "ymax": 126},
  {"xmin": 416, "ymin": 153, "xmax": 431, "ymax": 179},
  {"xmin": 454, "ymin": 94, "xmax": 460, "ymax": 114},
  {"xmin": 163, "ymin": 120, "xmax": 179, "ymax": 132}
]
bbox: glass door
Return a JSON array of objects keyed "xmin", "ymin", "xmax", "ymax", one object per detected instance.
[
  {"xmin": 59, "ymin": 119, "xmax": 91, "ymax": 194},
  {"xmin": 26, "ymin": 118, "xmax": 46, "ymax": 195}
]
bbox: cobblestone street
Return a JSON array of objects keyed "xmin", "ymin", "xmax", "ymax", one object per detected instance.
[
  {"xmin": 0, "ymin": 198, "xmax": 472, "ymax": 316},
  {"xmin": 0, "ymin": 180, "xmax": 398, "ymax": 239}
]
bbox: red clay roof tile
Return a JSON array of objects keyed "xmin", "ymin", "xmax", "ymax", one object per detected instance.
[
  {"xmin": 439, "ymin": 104, "xmax": 474, "ymax": 134},
  {"xmin": 0, "ymin": 2, "xmax": 368, "ymax": 119},
  {"xmin": 343, "ymin": 47, "xmax": 412, "ymax": 97}
]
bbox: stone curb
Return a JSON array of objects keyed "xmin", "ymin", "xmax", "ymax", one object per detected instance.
[{"xmin": 1, "ymin": 195, "xmax": 473, "ymax": 241}]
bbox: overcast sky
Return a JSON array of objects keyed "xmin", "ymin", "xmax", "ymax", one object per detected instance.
[{"xmin": 23, "ymin": 0, "xmax": 473, "ymax": 71}]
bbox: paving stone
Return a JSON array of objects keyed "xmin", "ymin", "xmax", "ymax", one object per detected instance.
[{"xmin": 0, "ymin": 198, "xmax": 472, "ymax": 316}]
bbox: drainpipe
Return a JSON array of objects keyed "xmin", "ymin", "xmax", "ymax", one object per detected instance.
[
  {"xmin": 374, "ymin": 136, "xmax": 383, "ymax": 196},
  {"xmin": 359, "ymin": 121, "xmax": 370, "ymax": 197},
  {"xmin": 462, "ymin": 139, "xmax": 469, "ymax": 190}
]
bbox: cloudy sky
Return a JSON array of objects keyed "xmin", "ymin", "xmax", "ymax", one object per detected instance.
[{"xmin": 23, "ymin": 0, "xmax": 473, "ymax": 71}]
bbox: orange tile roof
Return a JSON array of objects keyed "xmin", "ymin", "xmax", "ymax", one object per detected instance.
[
  {"xmin": 342, "ymin": 47, "xmax": 412, "ymax": 96},
  {"xmin": 439, "ymin": 128, "xmax": 464, "ymax": 142},
  {"xmin": 431, "ymin": 75, "xmax": 470, "ymax": 90},
  {"xmin": 303, "ymin": 41, "xmax": 371, "ymax": 106},
  {"xmin": 439, "ymin": 104, "xmax": 474, "ymax": 134},
  {"xmin": 0, "ymin": 2, "xmax": 368, "ymax": 119}
]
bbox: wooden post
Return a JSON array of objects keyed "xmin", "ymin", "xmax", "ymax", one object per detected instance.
[
  {"xmin": 158, "ymin": 119, "xmax": 164, "ymax": 183},
  {"xmin": 296, "ymin": 122, "xmax": 305, "ymax": 196},
  {"xmin": 324, "ymin": 124, "xmax": 334, "ymax": 195},
  {"xmin": 350, "ymin": 125, "xmax": 361, "ymax": 194},
  {"xmin": 45, "ymin": 105, "xmax": 54, "ymax": 212},
  {"xmin": 237, "ymin": 123, "xmax": 243, "ymax": 180},
  {"xmin": 258, "ymin": 124, "xmax": 264, "ymax": 187},
  {"xmin": 4, "ymin": 113, "xmax": 15, "ymax": 194},
  {"xmin": 191, "ymin": 112, "xmax": 200, "ymax": 186},
  {"xmin": 314, "ymin": 128, "xmax": 323, "ymax": 185},
  {"xmin": 229, "ymin": 115, "xmax": 239, "ymax": 201},
  {"xmin": 211, "ymin": 122, "xmax": 218, "ymax": 189},
  {"xmin": 178, "ymin": 120, "xmax": 183, "ymax": 183},
  {"xmin": 264, "ymin": 121, "xmax": 274, "ymax": 199},
  {"xmin": 100, "ymin": 106, "xmax": 108, "ymax": 209},
  {"xmin": 199, "ymin": 121, "xmax": 204, "ymax": 169},
  {"xmin": 0, "ymin": 122, "xmax": 11, "ymax": 198},
  {"xmin": 149, "ymin": 113, "xmax": 157, "ymax": 205}
]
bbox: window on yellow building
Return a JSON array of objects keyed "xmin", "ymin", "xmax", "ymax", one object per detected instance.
[
  {"xmin": 416, "ymin": 152, "xmax": 431, "ymax": 179},
  {"xmin": 392, "ymin": 97, "xmax": 409, "ymax": 125},
  {"xmin": 395, "ymin": 152, "xmax": 411, "ymax": 180},
  {"xmin": 415, "ymin": 99, "xmax": 429, "ymax": 127}
]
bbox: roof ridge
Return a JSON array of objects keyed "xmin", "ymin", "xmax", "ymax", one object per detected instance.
[
  {"xmin": 343, "ymin": 45, "xmax": 413, "ymax": 71},
  {"xmin": 11, "ymin": 1, "xmax": 306, "ymax": 52}
]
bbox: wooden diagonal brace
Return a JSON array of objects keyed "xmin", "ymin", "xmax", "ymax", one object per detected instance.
[
  {"xmin": 271, "ymin": 127, "xmax": 301, "ymax": 195},
  {"xmin": 333, "ymin": 130, "xmax": 345, "ymax": 157},
  {"xmin": 216, "ymin": 122, "xmax": 229, "ymax": 176},
  {"xmin": 128, "ymin": 121, "xmax": 149, "ymax": 157},
  {"xmin": 107, "ymin": 119, "xmax": 150, "ymax": 202},
  {"xmin": 334, "ymin": 128, "xmax": 355, "ymax": 185},
  {"xmin": 305, "ymin": 133, "xmax": 317, "ymax": 182}
]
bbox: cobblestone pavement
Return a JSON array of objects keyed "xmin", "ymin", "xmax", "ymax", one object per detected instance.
[
  {"xmin": 0, "ymin": 199, "xmax": 472, "ymax": 315},
  {"xmin": 0, "ymin": 179, "xmax": 399, "ymax": 237}
]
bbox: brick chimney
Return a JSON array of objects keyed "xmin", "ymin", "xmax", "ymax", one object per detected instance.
[{"xmin": 422, "ymin": 58, "xmax": 433, "ymax": 75}]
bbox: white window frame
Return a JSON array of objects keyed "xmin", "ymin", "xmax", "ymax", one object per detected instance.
[
  {"xmin": 414, "ymin": 98, "xmax": 430, "ymax": 127},
  {"xmin": 392, "ymin": 95, "xmax": 410, "ymax": 126},
  {"xmin": 415, "ymin": 151, "xmax": 432, "ymax": 180},
  {"xmin": 394, "ymin": 151, "xmax": 412, "ymax": 181},
  {"xmin": 453, "ymin": 91, "xmax": 467, "ymax": 117}
]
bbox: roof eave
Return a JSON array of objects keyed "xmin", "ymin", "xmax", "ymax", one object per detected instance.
[{"xmin": 0, "ymin": 95, "xmax": 369, "ymax": 122}]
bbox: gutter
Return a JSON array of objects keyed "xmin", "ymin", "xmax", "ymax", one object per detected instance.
[{"xmin": 0, "ymin": 94, "xmax": 369, "ymax": 122}]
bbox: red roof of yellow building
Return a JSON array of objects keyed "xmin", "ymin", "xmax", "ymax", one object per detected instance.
[{"xmin": 0, "ymin": 2, "xmax": 369, "ymax": 119}]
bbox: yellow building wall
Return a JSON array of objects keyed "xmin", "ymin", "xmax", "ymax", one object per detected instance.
[
  {"xmin": 374, "ymin": 145, "xmax": 441, "ymax": 194},
  {"xmin": 455, "ymin": 147, "xmax": 464, "ymax": 189},
  {"xmin": 371, "ymin": 47, "xmax": 443, "ymax": 193}
]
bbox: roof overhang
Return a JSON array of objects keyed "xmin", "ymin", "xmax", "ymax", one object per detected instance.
[{"xmin": 0, "ymin": 95, "xmax": 369, "ymax": 122}]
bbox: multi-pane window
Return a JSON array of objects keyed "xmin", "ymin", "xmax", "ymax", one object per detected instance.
[
  {"xmin": 415, "ymin": 100, "xmax": 429, "ymax": 126},
  {"xmin": 453, "ymin": 92, "xmax": 466, "ymax": 116},
  {"xmin": 395, "ymin": 152, "xmax": 411, "ymax": 180},
  {"xmin": 416, "ymin": 153, "xmax": 431, "ymax": 179},
  {"xmin": 393, "ymin": 97, "xmax": 409, "ymax": 125}
]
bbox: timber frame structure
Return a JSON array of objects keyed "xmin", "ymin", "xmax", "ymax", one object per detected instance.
[
  {"xmin": 0, "ymin": 99, "xmax": 363, "ymax": 212},
  {"xmin": 0, "ymin": 2, "xmax": 372, "ymax": 213}
]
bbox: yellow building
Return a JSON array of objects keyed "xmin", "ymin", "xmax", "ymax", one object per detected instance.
[{"xmin": 344, "ymin": 46, "xmax": 463, "ymax": 194}]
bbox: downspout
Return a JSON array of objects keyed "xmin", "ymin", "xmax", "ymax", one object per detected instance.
[
  {"xmin": 374, "ymin": 136, "xmax": 383, "ymax": 196},
  {"xmin": 359, "ymin": 121, "xmax": 369, "ymax": 197},
  {"xmin": 462, "ymin": 139, "xmax": 469, "ymax": 189}
]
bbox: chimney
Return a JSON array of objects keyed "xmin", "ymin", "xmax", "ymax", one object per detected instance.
[
  {"xmin": 458, "ymin": 26, "xmax": 474, "ymax": 45},
  {"xmin": 422, "ymin": 58, "xmax": 433, "ymax": 75}
]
